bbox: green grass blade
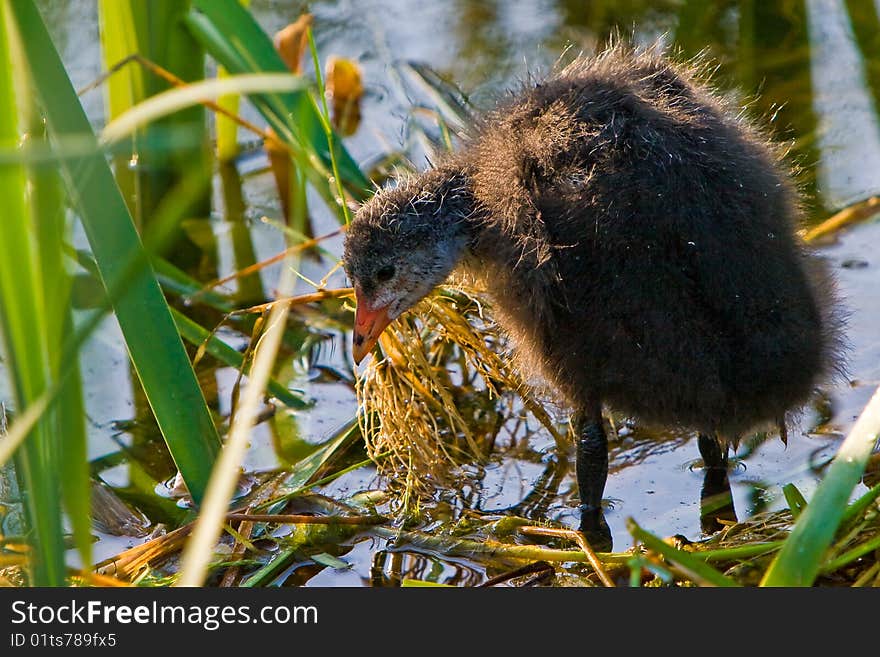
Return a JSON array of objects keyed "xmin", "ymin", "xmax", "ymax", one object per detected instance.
[
  {"xmin": 73, "ymin": 247, "xmax": 314, "ymax": 388},
  {"xmin": 28, "ymin": 122, "xmax": 91, "ymax": 570},
  {"xmin": 307, "ymin": 28, "xmax": 351, "ymax": 225},
  {"xmin": 279, "ymin": 420, "xmax": 360, "ymax": 494},
  {"xmin": 214, "ymin": 0, "xmax": 250, "ymax": 162},
  {"xmin": 761, "ymin": 385, "xmax": 880, "ymax": 586},
  {"xmin": 8, "ymin": 0, "xmax": 221, "ymax": 504},
  {"xmin": 184, "ymin": 0, "xmax": 370, "ymax": 201},
  {"xmin": 98, "ymin": 0, "xmax": 211, "ymax": 245},
  {"xmin": 240, "ymin": 547, "xmax": 299, "ymax": 587},
  {"xmin": 627, "ymin": 519, "xmax": 740, "ymax": 587},
  {"xmin": 840, "ymin": 482, "xmax": 880, "ymax": 529},
  {"xmin": 820, "ymin": 533, "xmax": 880, "ymax": 574},
  {"xmin": 216, "ymin": 65, "xmax": 240, "ymax": 162},
  {"xmin": 150, "ymin": 256, "xmax": 235, "ymax": 312},
  {"xmin": 171, "ymin": 308, "xmax": 310, "ymax": 410},
  {"xmin": 56, "ymin": 316, "xmax": 91, "ymax": 569},
  {"xmin": 0, "ymin": 3, "xmax": 66, "ymax": 584},
  {"xmin": 97, "ymin": 0, "xmax": 146, "ymax": 120},
  {"xmin": 782, "ymin": 482, "xmax": 808, "ymax": 520}
]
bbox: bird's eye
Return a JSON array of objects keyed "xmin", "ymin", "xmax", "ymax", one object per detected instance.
[{"xmin": 376, "ymin": 264, "xmax": 395, "ymax": 283}]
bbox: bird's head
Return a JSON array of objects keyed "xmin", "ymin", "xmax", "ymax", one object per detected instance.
[{"xmin": 343, "ymin": 168, "xmax": 472, "ymax": 363}]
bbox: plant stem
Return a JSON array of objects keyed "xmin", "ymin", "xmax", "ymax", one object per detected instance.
[{"xmin": 307, "ymin": 28, "xmax": 352, "ymax": 224}]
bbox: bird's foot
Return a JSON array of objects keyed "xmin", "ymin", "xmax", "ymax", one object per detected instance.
[{"xmin": 578, "ymin": 504, "xmax": 612, "ymax": 552}]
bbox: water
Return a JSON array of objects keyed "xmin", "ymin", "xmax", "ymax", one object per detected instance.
[{"xmin": 23, "ymin": 0, "xmax": 880, "ymax": 585}]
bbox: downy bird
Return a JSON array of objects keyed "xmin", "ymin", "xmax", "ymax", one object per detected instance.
[{"xmin": 342, "ymin": 45, "xmax": 844, "ymax": 540}]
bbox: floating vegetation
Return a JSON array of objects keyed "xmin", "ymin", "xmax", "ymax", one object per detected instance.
[
  {"xmin": 73, "ymin": 477, "xmax": 880, "ymax": 587},
  {"xmin": 355, "ymin": 283, "xmax": 566, "ymax": 502}
]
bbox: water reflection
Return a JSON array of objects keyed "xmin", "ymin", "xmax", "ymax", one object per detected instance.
[
  {"xmin": 806, "ymin": 0, "xmax": 880, "ymax": 209},
  {"xmin": 369, "ymin": 549, "xmax": 483, "ymax": 587}
]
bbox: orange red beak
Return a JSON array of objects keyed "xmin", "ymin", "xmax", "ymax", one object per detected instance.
[{"xmin": 352, "ymin": 287, "xmax": 392, "ymax": 364}]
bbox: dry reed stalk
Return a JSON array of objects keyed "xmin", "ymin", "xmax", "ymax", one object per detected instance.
[
  {"xmin": 802, "ymin": 196, "xmax": 880, "ymax": 243},
  {"xmin": 94, "ymin": 523, "xmax": 194, "ymax": 581},
  {"xmin": 519, "ymin": 525, "xmax": 616, "ymax": 587}
]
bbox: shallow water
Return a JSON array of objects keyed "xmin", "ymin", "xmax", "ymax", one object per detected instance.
[{"xmin": 10, "ymin": 0, "xmax": 880, "ymax": 584}]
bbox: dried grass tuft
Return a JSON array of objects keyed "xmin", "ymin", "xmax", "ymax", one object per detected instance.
[{"xmin": 355, "ymin": 283, "xmax": 566, "ymax": 502}]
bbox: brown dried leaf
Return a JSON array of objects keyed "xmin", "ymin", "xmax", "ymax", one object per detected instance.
[
  {"xmin": 273, "ymin": 14, "xmax": 314, "ymax": 74},
  {"xmin": 326, "ymin": 56, "xmax": 363, "ymax": 136}
]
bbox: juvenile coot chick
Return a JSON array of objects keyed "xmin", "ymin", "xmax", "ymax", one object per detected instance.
[{"xmin": 343, "ymin": 46, "xmax": 843, "ymax": 537}]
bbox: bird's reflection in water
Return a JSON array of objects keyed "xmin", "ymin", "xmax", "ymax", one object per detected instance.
[
  {"xmin": 448, "ymin": 418, "xmax": 741, "ymax": 552},
  {"xmin": 696, "ymin": 433, "xmax": 738, "ymax": 535},
  {"xmin": 418, "ymin": 402, "xmax": 821, "ymax": 554}
]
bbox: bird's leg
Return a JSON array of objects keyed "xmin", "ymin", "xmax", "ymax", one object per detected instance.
[
  {"xmin": 574, "ymin": 402, "xmax": 611, "ymax": 550},
  {"xmin": 697, "ymin": 432, "xmax": 728, "ymax": 469},
  {"xmin": 576, "ymin": 413, "xmax": 608, "ymax": 515},
  {"xmin": 697, "ymin": 433, "xmax": 736, "ymax": 534}
]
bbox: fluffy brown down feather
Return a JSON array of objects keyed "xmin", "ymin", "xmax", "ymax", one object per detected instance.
[{"xmin": 343, "ymin": 44, "xmax": 846, "ymax": 441}]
